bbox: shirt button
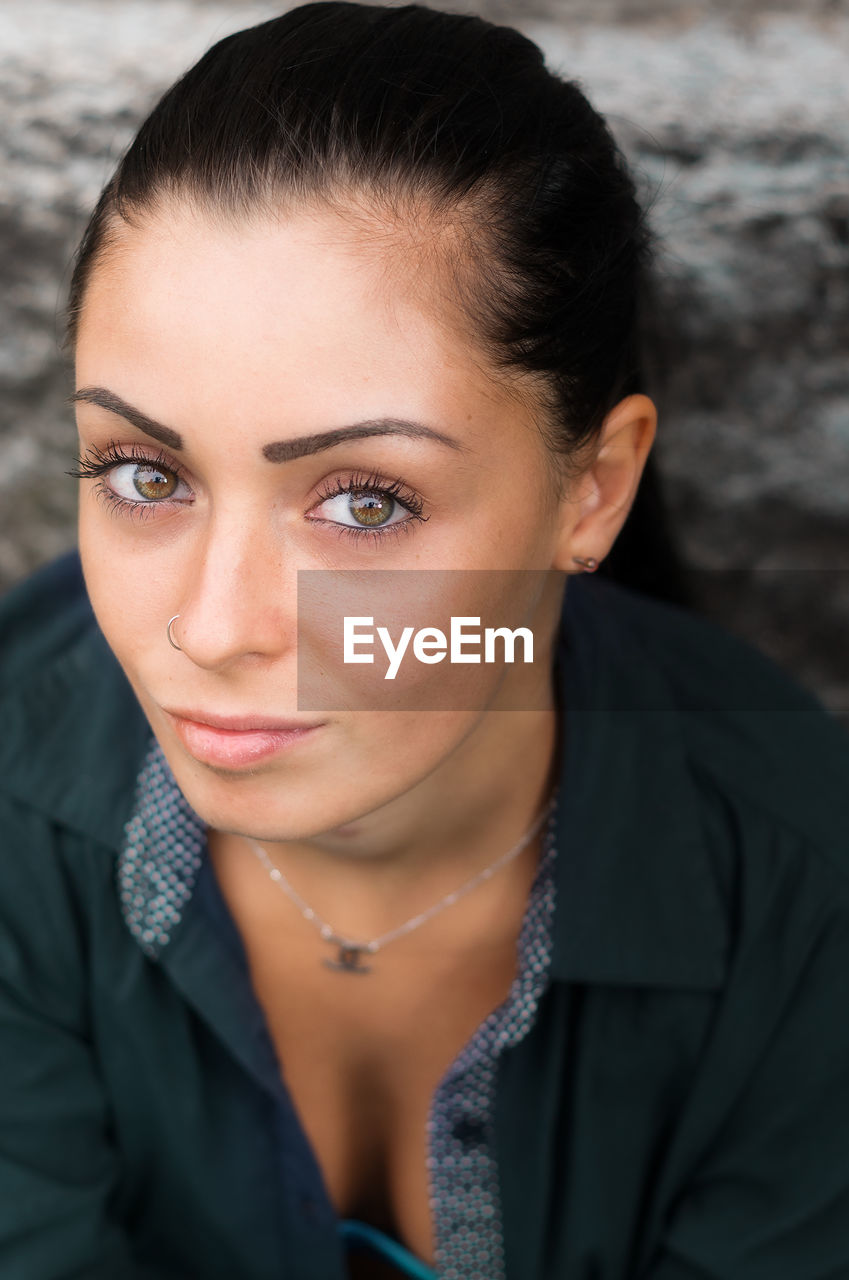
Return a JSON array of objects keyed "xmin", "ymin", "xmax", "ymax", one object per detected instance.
[{"xmin": 451, "ymin": 1116, "xmax": 487, "ymax": 1145}]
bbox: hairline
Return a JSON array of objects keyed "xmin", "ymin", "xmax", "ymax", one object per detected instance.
[{"xmin": 68, "ymin": 176, "xmax": 594, "ymax": 495}]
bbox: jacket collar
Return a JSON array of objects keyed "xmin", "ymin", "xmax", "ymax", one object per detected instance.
[{"xmin": 0, "ymin": 555, "xmax": 726, "ymax": 990}]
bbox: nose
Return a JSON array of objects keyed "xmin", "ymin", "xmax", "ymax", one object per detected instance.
[{"xmin": 171, "ymin": 509, "xmax": 296, "ymax": 671}]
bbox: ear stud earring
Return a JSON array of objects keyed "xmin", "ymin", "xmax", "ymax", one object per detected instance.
[{"xmin": 571, "ymin": 556, "xmax": 598, "ymax": 572}]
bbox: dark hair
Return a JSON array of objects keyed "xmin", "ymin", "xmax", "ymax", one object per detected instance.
[
  {"xmin": 67, "ymin": 3, "xmax": 653, "ymax": 454},
  {"xmin": 67, "ymin": 0, "xmax": 692, "ymax": 604}
]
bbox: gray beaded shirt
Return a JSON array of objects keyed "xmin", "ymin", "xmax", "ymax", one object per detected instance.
[{"xmin": 118, "ymin": 736, "xmax": 559, "ymax": 1280}]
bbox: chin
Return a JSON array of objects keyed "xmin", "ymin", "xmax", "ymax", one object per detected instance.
[
  {"xmin": 152, "ymin": 735, "xmax": 391, "ymax": 844},
  {"xmin": 176, "ymin": 769, "xmax": 360, "ymax": 843},
  {"xmin": 142, "ymin": 688, "xmax": 474, "ymax": 845}
]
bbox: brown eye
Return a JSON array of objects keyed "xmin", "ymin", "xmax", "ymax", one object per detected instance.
[
  {"xmin": 348, "ymin": 491, "xmax": 395, "ymax": 526},
  {"xmin": 309, "ymin": 478, "xmax": 423, "ymax": 536},
  {"xmin": 132, "ymin": 465, "xmax": 178, "ymax": 501}
]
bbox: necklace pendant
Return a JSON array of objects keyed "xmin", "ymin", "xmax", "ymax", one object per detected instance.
[{"xmin": 323, "ymin": 942, "xmax": 373, "ymax": 974}]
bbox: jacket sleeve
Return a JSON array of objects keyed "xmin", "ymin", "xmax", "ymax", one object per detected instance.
[
  {"xmin": 0, "ymin": 799, "xmax": 189, "ymax": 1279},
  {"xmin": 641, "ymin": 879, "xmax": 849, "ymax": 1280}
]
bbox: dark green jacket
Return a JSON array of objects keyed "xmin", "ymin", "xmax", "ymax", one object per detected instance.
[{"xmin": 2, "ymin": 552, "xmax": 849, "ymax": 1279}]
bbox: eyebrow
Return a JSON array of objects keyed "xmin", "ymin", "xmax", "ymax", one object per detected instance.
[
  {"xmin": 70, "ymin": 387, "xmax": 183, "ymax": 451},
  {"xmin": 69, "ymin": 386, "xmax": 464, "ymax": 461}
]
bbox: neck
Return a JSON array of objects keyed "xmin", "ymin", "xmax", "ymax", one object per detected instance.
[{"xmin": 213, "ymin": 704, "xmax": 562, "ymax": 945}]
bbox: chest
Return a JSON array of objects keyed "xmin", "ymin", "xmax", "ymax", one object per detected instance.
[
  {"xmin": 256, "ymin": 937, "xmax": 519, "ymax": 1272},
  {"xmin": 214, "ymin": 887, "xmax": 517, "ymax": 1276},
  {"xmin": 204, "ymin": 830, "xmax": 540, "ymax": 1276}
]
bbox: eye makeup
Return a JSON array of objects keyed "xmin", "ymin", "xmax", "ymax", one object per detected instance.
[
  {"xmin": 69, "ymin": 440, "xmax": 192, "ymax": 522},
  {"xmin": 70, "ymin": 444, "xmax": 431, "ymax": 544}
]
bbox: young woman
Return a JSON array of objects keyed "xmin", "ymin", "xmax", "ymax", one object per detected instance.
[{"xmin": 2, "ymin": 5, "xmax": 848, "ymax": 1278}]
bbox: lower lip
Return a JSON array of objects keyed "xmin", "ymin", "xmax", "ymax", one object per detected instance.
[{"xmin": 168, "ymin": 716, "xmax": 321, "ymax": 769}]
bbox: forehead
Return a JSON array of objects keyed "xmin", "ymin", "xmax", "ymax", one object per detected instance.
[{"xmin": 74, "ymin": 201, "xmax": 533, "ymax": 440}]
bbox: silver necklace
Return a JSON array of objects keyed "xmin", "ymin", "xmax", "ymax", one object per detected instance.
[{"xmin": 245, "ymin": 795, "xmax": 556, "ymax": 974}]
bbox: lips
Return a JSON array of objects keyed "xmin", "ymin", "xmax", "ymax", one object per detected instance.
[
  {"xmin": 163, "ymin": 708, "xmax": 324, "ymax": 769},
  {"xmin": 165, "ymin": 708, "xmax": 320, "ymax": 733}
]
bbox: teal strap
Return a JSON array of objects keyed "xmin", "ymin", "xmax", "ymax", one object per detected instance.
[{"xmin": 339, "ymin": 1219, "xmax": 437, "ymax": 1279}]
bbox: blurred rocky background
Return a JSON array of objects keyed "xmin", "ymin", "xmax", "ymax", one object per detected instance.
[{"xmin": 2, "ymin": 1, "xmax": 848, "ymax": 719}]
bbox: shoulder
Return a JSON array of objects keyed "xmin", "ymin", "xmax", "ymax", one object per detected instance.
[
  {"xmin": 0, "ymin": 552, "xmax": 150, "ymax": 850},
  {"xmin": 573, "ymin": 575, "xmax": 849, "ymax": 870},
  {"xmin": 0, "ymin": 556, "xmax": 150, "ymax": 1012},
  {"xmin": 0, "ymin": 551, "xmax": 93, "ymax": 689},
  {"xmin": 553, "ymin": 576, "xmax": 849, "ymax": 990}
]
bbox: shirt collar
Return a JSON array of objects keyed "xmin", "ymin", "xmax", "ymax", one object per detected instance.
[{"xmin": 1, "ymin": 556, "xmax": 727, "ymax": 991}]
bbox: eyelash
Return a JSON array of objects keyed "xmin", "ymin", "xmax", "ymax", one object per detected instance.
[
  {"xmin": 68, "ymin": 446, "xmax": 429, "ymax": 542},
  {"xmin": 310, "ymin": 470, "xmax": 428, "ymax": 543},
  {"xmin": 68, "ymin": 442, "xmax": 190, "ymax": 523}
]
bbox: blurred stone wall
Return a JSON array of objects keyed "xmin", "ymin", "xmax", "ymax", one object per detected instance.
[{"xmin": 2, "ymin": 1, "xmax": 848, "ymax": 718}]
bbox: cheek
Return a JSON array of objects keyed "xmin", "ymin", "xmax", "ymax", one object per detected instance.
[
  {"xmin": 457, "ymin": 462, "xmax": 563, "ymax": 570},
  {"xmin": 338, "ymin": 707, "xmax": 482, "ymax": 788},
  {"xmin": 78, "ymin": 504, "xmax": 175, "ymax": 662},
  {"xmin": 296, "ymin": 568, "xmax": 535, "ymax": 713}
]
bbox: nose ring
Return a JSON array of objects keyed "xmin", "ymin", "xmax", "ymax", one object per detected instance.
[{"xmin": 167, "ymin": 615, "xmax": 183, "ymax": 651}]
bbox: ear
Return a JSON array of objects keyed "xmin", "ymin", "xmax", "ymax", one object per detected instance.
[{"xmin": 551, "ymin": 393, "xmax": 657, "ymax": 571}]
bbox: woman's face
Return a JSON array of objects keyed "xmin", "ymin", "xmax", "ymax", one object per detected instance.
[{"xmin": 74, "ymin": 201, "xmax": 581, "ymax": 842}]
